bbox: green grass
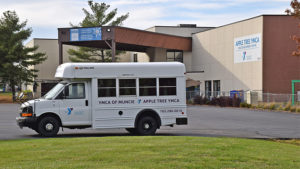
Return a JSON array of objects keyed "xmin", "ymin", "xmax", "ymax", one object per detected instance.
[
  {"xmin": 0, "ymin": 136, "xmax": 299, "ymax": 169},
  {"xmin": 0, "ymin": 92, "xmax": 12, "ymax": 96}
]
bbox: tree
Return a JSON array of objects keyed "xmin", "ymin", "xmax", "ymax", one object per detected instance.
[
  {"xmin": 0, "ymin": 11, "xmax": 46, "ymax": 101},
  {"xmin": 68, "ymin": 0, "xmax": 129, "ymax": 62},
  {"xmin": 286, "ymin": 0, "xmax": 300, "ymax": 56}
]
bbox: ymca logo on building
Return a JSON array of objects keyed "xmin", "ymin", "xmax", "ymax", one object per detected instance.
[{"xmin": 234, "ymin": 33, "xmax": 262, "ymax": 63}]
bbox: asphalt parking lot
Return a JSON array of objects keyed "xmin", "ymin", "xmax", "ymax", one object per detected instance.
[{"xmin": 0, "ymin": 104, "xmax": 299, "ymax": 140}]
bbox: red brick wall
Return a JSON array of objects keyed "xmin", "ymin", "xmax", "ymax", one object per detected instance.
[{"xmin": 263, "ymin": 15, "xmax": 300, "ymax": 94}]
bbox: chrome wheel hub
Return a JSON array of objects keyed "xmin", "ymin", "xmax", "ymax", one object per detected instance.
[
  {"xmin": 45, "ymin": 123, "xmax": 54, "ymax": 131},
  {"xmin": 144, "ymin": 123, "xmax": 150, "ymax": 129}
]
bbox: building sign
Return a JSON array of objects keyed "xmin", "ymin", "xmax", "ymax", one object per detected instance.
[
  {"xmin": 70, "ymin": 27, "xmax": 102, "ymax": 41},
  {"xmin": 234, "ymin": 33, "xmax": 262, "ymax": 63}
]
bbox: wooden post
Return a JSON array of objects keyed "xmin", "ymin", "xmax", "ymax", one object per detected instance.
[
  {"xmin": 59, "ymin": 42, "xmax": 63, "ymax": 65},
  {"xmin": 111, "ymin": 39, "xmax": 116, "ymax": 62}
]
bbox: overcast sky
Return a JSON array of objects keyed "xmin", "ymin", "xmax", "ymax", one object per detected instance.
[{"xmin": 0, "ymin": 0, "xmax": 292, "ymax": 43}]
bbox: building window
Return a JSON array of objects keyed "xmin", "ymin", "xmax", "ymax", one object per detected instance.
[
  {"xmin": 119, "ymin": 79, "xmax": 136, "ymax": 96},
  {"xmin": 213, "ymin": 80, "xmax": 220, "ymax": 97},
  {"xmin": 133, "ymin": 53, "xmax": 138, "ymax": 62},
  {"xmin": 98, "ymin": 79, "xmax": 116, "ymax": 97},
  {"xmin": 166, "ymin": 50, "xmax": 183, "ymax": 63},
  {"xmin": 139, "ymin": 78, "xmax": 156, "ymax": 96},
  {"xmin": 205, "ymin": 81, "xmax": 212, "ymax": 97},
  {"xmin": 159, "ymin": 78, "xmax": 176, "ymax": 96}
]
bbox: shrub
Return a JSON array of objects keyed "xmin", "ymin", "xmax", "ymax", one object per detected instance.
[
  {"xmin": 269, "ymin": 103, "xmax": 276, "ymax": 110},
  {"xmin": 296, "ymin": 107, "xmax": 300, "ymax": 113},
  {"xmin": 209, "ymin": 97, "xmax": 219, "ymax": 106},
  {"xmin": 193, "ymin": 95, "xmax": 208, "ymax": 105},
  {"xmin": 290, "ymin": 107, "xmax": 296, "ymax": 112},
  {"xmin": 240, "ymin": 102, "xmax": 247, "ymax": 107},
  {"xmin": 263, "ymin": 104, "xmax": 269, "ymax": 109},
  {"xmin": 278, "ymin": 105, "xmax": 283, "ymax": 111},
  {"xmin": 257, "ymin": 103, "xmax": 264, "ymax": 109},
  {"xmin": 284, "ymin": 104, "xmax": 291, "ymax": 111},
  {"xmin": 240, "ymin": 102, "xmax": 251, "ymax": 108},
  {"xmin": 187, "ymin": 100, "xmax": 193, "ymax": 104},
  {"xmin": 207, "ymin": 96, "xmax": 239, "ymax": 107},
  {"xmin": 232, "ymin": 97, "xmax": 241, "ymax": 107},
  {"xmin": 23, "ymin": 90, "xmax": 32, "ymax": 93},
  {"xmin": 219, "ymin": 97, "xmax": 229, "ymax": 107}
]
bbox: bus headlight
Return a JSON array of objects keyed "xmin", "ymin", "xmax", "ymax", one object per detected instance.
[{"xmin": 20, "ymin": 106, "xmax": 33, "ymax": 117}]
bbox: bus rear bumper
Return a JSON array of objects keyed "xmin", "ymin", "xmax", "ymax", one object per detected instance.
[{"xmin": 176, "ymin": 118, "xmax": 188, "ymax": 125}]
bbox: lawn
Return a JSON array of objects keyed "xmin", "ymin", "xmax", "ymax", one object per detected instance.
[
  {"xmin": 0, "ymin": 92, "xmax": 12, "ymax": 103},
  {"xmin": 0, "ymin": 136, "xmax": 299, "ymax": 169}
]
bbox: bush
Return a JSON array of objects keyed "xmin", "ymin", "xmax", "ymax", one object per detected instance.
[
  {"xmin": 278, "ymin": 105, "xmax": 283, "ymax": 111},
  {"xmin": 269, "ymin": 103, "xmax": 276, "ymax": 110},
  {"xmin": 219, "ymin": 97, "xmax": 231, "ymax": 107},
  {"xmin": 296, "ymin": 107, "xmax": 300, "ymax": 113},
  {"xmin": 23, "ymin": 90, "xmax": 32, "ymax": 93},
  {"xmin": 232, "ymin": 97, "xmax": 241, "ymax": 107},
  {"xmin": 284, "ymin": 104, "xmax": 291, "ymax": 111},
  {"xmin": 257, "ymin": 104, "xmax": 264, "ymax": 109},
  {"xmin": 205, "ymin": 96, "xmax": 240, "ymax": 107},
  {"xmin": 193, "ymin": 95, "xmax": 208, "ymax": 105},
  {"xmin": 187, "ymin": 100, "xmax": 193, "ymax": 104},
  {"xmin": 290, "ymin": 107, "xmax": 296, "ymax": 112},
  {"xmin": 263, "ymin": 104, "xmax": 269, "ymax": 109},
  {"xmin": 240, "ymin": 102, "xmax": 251, "ymax": 108}
]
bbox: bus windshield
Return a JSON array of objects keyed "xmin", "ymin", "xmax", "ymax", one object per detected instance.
[{"xmin": 43, "ymin": 83, "xmax": 66, "ymax": 100}]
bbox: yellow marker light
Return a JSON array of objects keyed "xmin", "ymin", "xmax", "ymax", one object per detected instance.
[{"xmin": 21, "ymin": 113, "xmax": 33, "ymax": 117}]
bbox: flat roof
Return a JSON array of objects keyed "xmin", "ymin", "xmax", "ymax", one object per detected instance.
[
  {"xmin": 147, "ymin": 25, "xmax": 215, "ymax": 29},
  {"xmin": 192, "ymin": 14, "xmax": 290, "ymax": 34},
  {"xmin": 58, "ymin": 26, "xmax": 192, "ymax": 52}
]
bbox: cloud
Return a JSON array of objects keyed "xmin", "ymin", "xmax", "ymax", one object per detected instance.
[
  {"xmin": 0, "ymin": 0, "xmax": 86, "ymax": 27},
  {"xmin": 110, "ymin": 0, "xmax": 176, "ymax": 6},
  {"xmin": 0, "ymin": 0, "xmax": 292, "ymax": 41}
]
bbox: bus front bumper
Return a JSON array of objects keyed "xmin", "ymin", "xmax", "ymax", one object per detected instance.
[{"xmin": 16, "ymin": 117, "xmax": 37, "ymax": 129}]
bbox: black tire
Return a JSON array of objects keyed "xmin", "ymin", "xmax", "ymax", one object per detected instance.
[
  {"xmin": 125, "ymin": 128, "xmax": 137, "ymax": 134},
  {"xmin": 37, "ymin": 116, "xmax": 60, "ymax": 137},
  {"xmin": 136, "ymin": 116, "xmax": 158, "ymax": 135}
]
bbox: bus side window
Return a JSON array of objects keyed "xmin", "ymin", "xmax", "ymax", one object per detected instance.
[
  {"xmin": 139, "ymin": 78, "xmax": 156, "ymax": 96},
  {"xmin": 98, "ymin": 79, "xmax": 116, "ymax": 97},
  {"xmin": 119, "ymin": 79, "xmax": 136, "ymax": 96},
  {"xmin": 159, "ymin": 78, "xmax": 176, "ymax": 96}
]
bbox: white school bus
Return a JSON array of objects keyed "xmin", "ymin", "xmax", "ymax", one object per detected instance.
[{"xmin": 16, "ymin": 62, "xmax": 187, "ymax": 136}]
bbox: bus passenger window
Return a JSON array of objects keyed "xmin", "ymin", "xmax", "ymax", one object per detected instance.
[
  {"xmin": 159, "ymin": 78, "xmax": 176, "ymax": 96},
  {"xmin": 119, "ymin": 79, "xmax": 136, "ymax": 96},
  {"xmin": 139, "ymin": 78, "xmax": 156, "ymax": 96},
  {"xmin": 98, "ymin": 79, "xmax": 116, "ymax": 97}
]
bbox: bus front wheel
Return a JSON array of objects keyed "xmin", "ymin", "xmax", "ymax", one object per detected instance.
[{"xmin": 37, "ymin": 116, "xmax": 60, "ymax": 137}]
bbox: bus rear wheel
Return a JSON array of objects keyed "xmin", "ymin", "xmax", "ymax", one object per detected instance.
[{"xmin": 136, "ymin": 116, "xmax": 158, "ymax": 135}]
